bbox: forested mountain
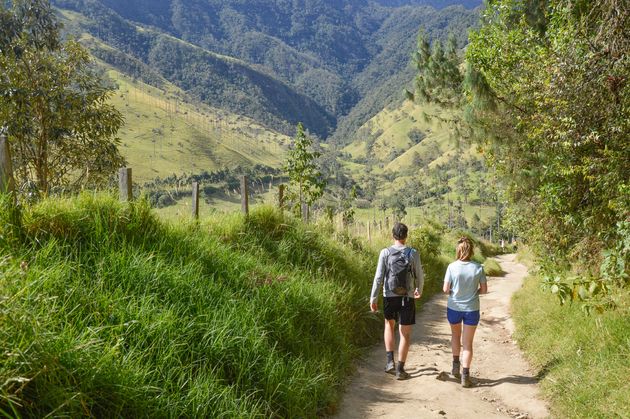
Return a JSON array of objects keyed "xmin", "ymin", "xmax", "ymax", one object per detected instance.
[
  {"xmin": 51, "ymin": 0, "xmax": 479, "ymax": 139},
  {"xmin": 374, "ymin": 0, "xmax": 480, "ymax": 7}
]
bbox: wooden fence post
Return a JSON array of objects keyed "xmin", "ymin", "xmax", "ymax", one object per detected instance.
[
  {"xmin": 118, "ymin": 167, "xmax": 132, "ymax": 201},
  {"xmin": 278, "ymin": 184, "xmax": 285, "ymax": 210},
  {"xmin": 301, "ymin": 203, "xmax": 308, "ymax": 223},
  {"xmin": 241, "ymin": 175, "xmax": 249, "ymax": 215},
  {"xmin": 367, "ymin": 221, "xmax": 371, "ymax": 243},
  {"xmin": 192, "ymin": 181, "xmax": 199, "ymax": 219},
  {"xmin": 0, "ymin": 134, "xmax": 15, "ymax": 195}
]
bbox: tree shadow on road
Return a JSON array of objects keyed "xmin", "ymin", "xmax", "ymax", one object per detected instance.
[
  {"xmin": 407, "ymin": 366, "xmax": 440, "ymax": 379},
  {"xmin": 474, "ymin": 375, "xmax": 539, "ymax": 387},
  {"xmin": 435, "ymin": 372, "xmax": 539, "ymax": 387}
]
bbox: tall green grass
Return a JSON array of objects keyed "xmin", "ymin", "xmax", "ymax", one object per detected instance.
[
  {"xmin": 0, "ymin": 194, "xmax": 384, "ymax": 417},
  {"xmin": 512, "ymin": 276, "xmax": 630, "ymax": 418}
]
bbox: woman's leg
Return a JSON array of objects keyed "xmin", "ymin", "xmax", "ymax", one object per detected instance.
[
  {"xmin": 461, "ymin": 324, "xmax": 477, "ymax": 368},
  {"xmin": 450, "ymin": 322, "xmax": 462, "ymax": 377},
  {"xmin": 450, "ymin": 322, "xmax": 462, "ymax": 358}
]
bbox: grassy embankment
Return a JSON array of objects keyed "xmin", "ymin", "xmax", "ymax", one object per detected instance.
[
  {"xmin": 512, "ymin": 266, "xmax": 630, "ymax": 418},
  {"xmin": 0, "ymin": 191, "xmax": 502, "ymax": 417},
  {"xmin": 0, "ymin": 193, "xmax": 380, "ymax": 417},
  {"xmin": 0, "ymin": 193, "xmax": 488, "ymax": 417}
]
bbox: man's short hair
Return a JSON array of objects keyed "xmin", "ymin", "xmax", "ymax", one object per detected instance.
[{"xmin": 392, "ymin": 222, "xmax": 408, "ymax": 240}]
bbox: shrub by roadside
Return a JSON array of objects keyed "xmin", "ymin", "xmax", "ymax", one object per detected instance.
[{"xmin": 512, "ymin": 275, "xmax": 630, "ymax": 418}]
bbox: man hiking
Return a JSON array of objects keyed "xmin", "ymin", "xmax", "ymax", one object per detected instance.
[{"xmin": 370, "ymin": 222, "xmax": 424, "ymax": 380}]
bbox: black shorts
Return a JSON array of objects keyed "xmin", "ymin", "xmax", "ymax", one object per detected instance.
[{"xmin": 383, "ymin": 296, "xmax": 416, "ymax": 325}]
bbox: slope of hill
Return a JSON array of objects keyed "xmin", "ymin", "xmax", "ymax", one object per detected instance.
[
  {"xmin": 108, "ymin": 68, "xmax": 289, "ymax": 182},
  {"xmin": 0, "ymin": 194, "xmax": 381, "ymax": 417},
  {"xmin": 342, "ymin": 99, "xmax": 500, "ymax": 233},
  {"xmin": 54, "ymin": 0, "xmax": 336, "ymax": 137},
  {"xmin": 52, "ymin": 0, "xmax": 479, "ymax": 138}
]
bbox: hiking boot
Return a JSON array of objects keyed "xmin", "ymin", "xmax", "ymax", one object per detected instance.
[
  {"xmin": 385, "ymin": 360, "xmax": 395, "ymax": 374},
  {"xmin": 451, "ymin": 361, "xmax": 461, "ymax": 379},
  {"xmin": 461, "ymin": 373, "xmax": 473, "ymax": 388},
  {"xmin": 396, "ymin": 367, "xmax": 410, "ymax": 380}
]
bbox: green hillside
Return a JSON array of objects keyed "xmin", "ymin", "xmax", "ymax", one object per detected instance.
[
  {"xmin": 107, "ymin": 69, "xmax": 288, "ymax": 182},
  {"xmin": 53, "ymin": 1, "xmax": 495, "ymax": 232},
  {"xmin": 340, "ymin": 100, "xmax": 499, "ymax": 234},
  {"xmin": 51, "ymin": 0, "xmax": 479, "ymax": 138},
  {"xmin": 54, "ymin": 0, "xmax": 335, "ymax": 137}
]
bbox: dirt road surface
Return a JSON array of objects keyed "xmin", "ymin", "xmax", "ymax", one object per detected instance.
[{"xmin": 334, "ymin": 254, "xmax": 549, "ymax": 419}]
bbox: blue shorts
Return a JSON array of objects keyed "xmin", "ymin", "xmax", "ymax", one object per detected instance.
[{"xmin": 447, "ymin": 308, "xmax": 480, "ymax": 326}]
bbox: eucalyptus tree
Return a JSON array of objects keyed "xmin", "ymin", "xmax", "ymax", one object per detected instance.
[{"xmin": 0, "ymin": 0, "xmax": 124, "ymax": 196}]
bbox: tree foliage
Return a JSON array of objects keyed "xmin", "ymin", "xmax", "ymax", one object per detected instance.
[
  {"xmin": 284, "ymin": 123, "xmax": 326, "ymax": 216},
  {"xmin": 411, "ymin": 0, "xmax": 629, "ymax": 307},
  {"xmin": 0, "ymin": 0, "xmax": 124, "ymax": 196}
]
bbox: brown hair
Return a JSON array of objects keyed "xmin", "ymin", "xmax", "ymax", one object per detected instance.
[
  {"xmin": 456, "ymin": 237, "xmax": 474, "ymax": 261},
  {"xmin": 392, "ymin": 222, "xmax": 408, "ymax": 240}
]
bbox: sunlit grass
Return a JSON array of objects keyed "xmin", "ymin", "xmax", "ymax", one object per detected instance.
[
  {"xmin": 0, "ymin": 193, "xmax": 381, "ymax": 417},
  {"xmin": 104, "ymin": 68, "xmax": 288, "ymax": 182},
  {"xmin": 512, "ymin": 277, "xmax": 630, "ymax": 418}
]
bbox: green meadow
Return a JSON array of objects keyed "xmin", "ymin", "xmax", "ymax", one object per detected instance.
[{"xmin": 108, "ymin": 70, "xmax": 288, "ymax": 183}]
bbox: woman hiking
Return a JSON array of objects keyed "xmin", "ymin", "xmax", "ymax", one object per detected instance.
[{"xmin": 443, "ymin": 237, "xmax": 488, "ymax": 387}]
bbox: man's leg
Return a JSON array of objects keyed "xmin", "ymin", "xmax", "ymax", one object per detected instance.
[
  {"xmin": 394, "ymin": 324, "xmax": 412, "ymax": 379},
  {"xmin": 384, "ymin": 318, "xmax": 396, "ymax": 373},
  {"xmin": 398, "ymin": 324, "xmax": 412, "ymax": 362},
  {"xmin": 384, "ymin": 318, "xmax": 396, "ymax": 352}
]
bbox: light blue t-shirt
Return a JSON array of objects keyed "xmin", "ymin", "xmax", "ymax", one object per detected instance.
[{"xmin": 444, "ymin": 260, "xmax": 487, "ymax": 312}]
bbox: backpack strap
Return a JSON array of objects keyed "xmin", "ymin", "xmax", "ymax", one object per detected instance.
[{"xmin": 403, "ymin": 247, "xmax": 416, "ymax": 279}]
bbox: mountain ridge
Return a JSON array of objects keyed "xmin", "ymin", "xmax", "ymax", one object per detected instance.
[{"xmin": 52, "ymin": 0, "xmax": 479, "ymax": 139}]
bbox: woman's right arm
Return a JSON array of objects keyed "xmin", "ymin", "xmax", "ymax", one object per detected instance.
[
  {"xmin": 479, "ymin": 282, "xmax": 488, "ymax": 294},
  {"xmin": 478, "ymin": 266, "xmax": 488, "ymax": 294},
  {"xmin": 442, "ymin": 265, "xmax": 451, "ymax": 294}
]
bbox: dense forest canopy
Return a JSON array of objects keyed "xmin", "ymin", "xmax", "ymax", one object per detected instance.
[
  {"xmin": 51, "ymin": 0, "xmax": 479, "ymax": 138},
  {"xmin": 410, "ymin": 0, "xmax": 629, "ymax": 308}
]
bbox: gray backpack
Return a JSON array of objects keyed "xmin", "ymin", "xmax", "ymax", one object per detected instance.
[{"xmin": 386, "ymin": 247, "xmax": 413, "ymax": 295}]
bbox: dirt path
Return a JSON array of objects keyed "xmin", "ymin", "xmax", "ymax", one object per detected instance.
[{"xmin": 334, "ymin": 254, "xmax": 549, "ymax": 419}]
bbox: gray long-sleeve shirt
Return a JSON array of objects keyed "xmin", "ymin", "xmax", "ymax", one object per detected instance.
[{"xmin": 370, "ymin": 244, "xmax": 424, "ymax": 304}]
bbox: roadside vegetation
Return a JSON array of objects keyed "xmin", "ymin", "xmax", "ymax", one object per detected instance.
[
  {"xmin": 409, "ymin": 1, "xmax": 629, "ymax": 415},
  {"xmin": 0, "ymin": 194, "xmax": 380, "ymax": 417},
  {"xmin": 0, "ymin": 192, "xmax": 499, "ymax": 417},
  {"xmin": 512, "ymin": 274, "xmax": 630, "ymax": 418}
]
